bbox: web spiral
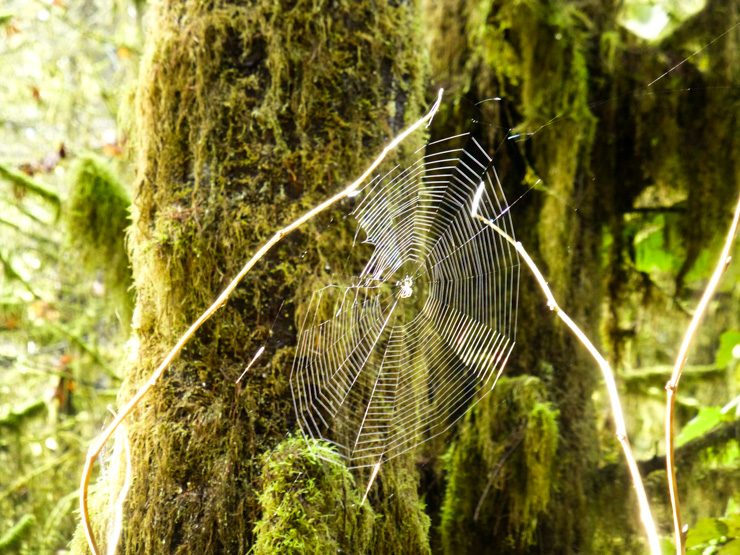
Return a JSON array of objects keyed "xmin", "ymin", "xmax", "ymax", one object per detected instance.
[{"xmin": 290, "ymin": 134, "xmax": 520, "ymax": 468}]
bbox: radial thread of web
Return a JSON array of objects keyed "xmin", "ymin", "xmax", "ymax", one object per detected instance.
[{"xmin": 290, "ymin": 134, "xmax": 521, "ymax": 468}]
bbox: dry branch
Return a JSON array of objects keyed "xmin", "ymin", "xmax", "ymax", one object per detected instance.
[{"xmin": 665, "ymin": 192, "xmax": 740, "ymax": 555}]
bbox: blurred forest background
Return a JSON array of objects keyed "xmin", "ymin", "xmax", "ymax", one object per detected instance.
[
  {"xmin": 0, "ymin": 0, "xmax": 737, "ymax": 554},
  {"xmin": 0, "ymin": 1, "xmax": 140, "ymax": 551}
]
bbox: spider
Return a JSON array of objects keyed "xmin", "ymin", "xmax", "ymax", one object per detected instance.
[{"xmin": 397, "ymin": 275, "xmax": 414, "ymax": 299}]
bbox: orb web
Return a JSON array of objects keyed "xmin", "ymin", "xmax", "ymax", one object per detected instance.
[{"xmin": 290, "ymin": 133, "xmax": 520, "ymax": 468}]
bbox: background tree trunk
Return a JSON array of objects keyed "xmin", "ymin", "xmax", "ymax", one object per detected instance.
[
  {"xmin": 425, "ymin": 1, "xmax": 605, "ymax": 550},
  {"xmin": 425, "ymin": 0, "xmax": 737, "ymax": 553}
]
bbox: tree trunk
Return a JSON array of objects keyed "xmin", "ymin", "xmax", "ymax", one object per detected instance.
[
  {"xmin": 426, "ymin": 1, "xmax": 608, "ymax": 551},
  {"xmin": 81, "ymin": 1, "xmax": 430, "ymax": 553}
]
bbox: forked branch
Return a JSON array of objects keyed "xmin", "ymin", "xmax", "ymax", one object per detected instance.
[
  {"xmin": 79, "ymin": 90, "xmax": 443, "ymax": 555},
  {"xmin": 473, "ymin": 204, "xmax": 662, "ymax": 555},
  {"xmin": 665, "ymin": 192, "xmax": 740, "ymax": 555}
]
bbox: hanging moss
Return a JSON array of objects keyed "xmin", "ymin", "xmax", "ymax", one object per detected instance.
[
  {"xmin": 65, "ymin": 155, "xmax": 132, "ymax": 315},
  {"xmin": 368, "ymin": 456, "xmax": 432, "ymax": 555},
  {"xmin": 466, "ymin": 0, "xmax": 597, "ymax": 290},
  {"xmin": 252, "ymin": 438, "xmax": 374, "ymax": 554},
  {"xmin": 439, "ymin": 376, "xmax": 559, "ymax": 553},
  {"xmin": 626, "ymin": 0, "xmax": 738, "ymax": 294},
  {"xmin": 426, "ymin": 1, "xmax": 606, "ymax": 551},
  {"xmin": 428, "ymin": 0, "xmax": 737, "ymax": 551}
]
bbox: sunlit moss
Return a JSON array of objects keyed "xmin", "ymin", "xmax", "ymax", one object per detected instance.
[
  {"xmin": 252, "ymin": 438, "xmax": 373, "ymax": 554},
  {"xmin": 65, "ymin": 155, "xmax": 132, "ymax": 316},
  {"xmin": 439, "ymin": 376, "xmax": 559, "ymax": 553}
]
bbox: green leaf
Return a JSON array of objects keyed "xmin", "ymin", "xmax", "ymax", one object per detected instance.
[
  {"xmin": 633, "ymin": 214, "xmax": 682, "ymax": 274},
  {"xmin": 716, "ymin": 331, "xmax": 740, "ymax": 369},
  {"xmin": 725, "ymin": 512, "xmax": 740, "ymax": 538},
  {"xmin": 0, "ymin": 14, "xmax": 13, "ymax": 26},
  {"xmin": 718, "ymin": 538, "xmax": 740, "ymax": 554},
  {"xmin": 686, "ymin": 517, "xmax": 728, "ymax": 550},
  {"xmin": 660, "ymin": 537, "xmax": 675, "ymax": 555},
  {"xmin": 676, "ymin": 406, "xmax": 733, "ymax": 447}
]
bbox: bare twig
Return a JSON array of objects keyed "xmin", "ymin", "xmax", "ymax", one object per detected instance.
[
  {"xmin": 473, "ymin": 202, "xmax": 662, "ymax": 555},
  {"xmin": 665, "ymin": 193, "xmax": 740, "ymax": 555},
  {"xmin": 79, "ymin": 90, "xmax": 443, "ymax": 555}
]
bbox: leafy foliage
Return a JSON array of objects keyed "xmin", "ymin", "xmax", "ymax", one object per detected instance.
[
  {"xmin": 686, "ymin": 511, "xmax": 740, "ymax": 554},
  {"xmin": 716, "ymin": 331, "xmax": 740, "ymax": 369},
  {"xmin": 677, "ymin": 407, "xmax": 735, "ymax": 447},
  {"xmin": 0, "ymin": 0, "xmax": 738, "ymax": 553}
]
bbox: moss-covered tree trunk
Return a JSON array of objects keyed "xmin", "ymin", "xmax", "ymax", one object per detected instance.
[
  {"xmin": 425, "ymin": 1, "xmax": 608, "ymax": 551},
  {"xmin": 426, "ymin": 0, "xmax": 737, "ymax": 553},
  {"xmin": 80, "ymin": 1, "xmax": 431, "ymax": 553}
]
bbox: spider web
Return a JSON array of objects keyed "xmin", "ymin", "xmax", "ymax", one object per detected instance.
[{"xmin": 290, "ymin": 133, "xmax": 520, "ymax": 469}]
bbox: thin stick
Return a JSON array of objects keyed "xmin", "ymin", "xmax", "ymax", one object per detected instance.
[
  {"xmin": 79, "ymin": 90, "xmax": 444, "ymax": 555},
  {"xmin": 473, "ymin": 208, "xmax": 662, "ymax": 555},
  {"xmin": 665, "ymin": 193, "xmax": 740, "ymax": 555},
  {"xmin": 235, "ymin": 345, "xmax": 265, "ymax": 384},
  {"xmin": 361, "ymin": 460, "xmax": 382, "ymax": 506},
  {"xmin": 106, "ymin": 423, "xmax": 131, "ymax": 555}
]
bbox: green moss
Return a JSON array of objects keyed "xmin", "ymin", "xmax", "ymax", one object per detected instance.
[
  {"xmin": 368, "ymin": 457, "xmax": 432, "ymax": 555},
  {"xmin": 439, "ymin": 376, "xmax": 559, "ymax": 553},
  {"xmin": 627, "ymin": 2, "xmax": 739, "ymax": 293},
  {"xmin": 426, "ymin": 1, "xmax": 610, "ymax": 550},
  {"xmin": 428, "ymin": 0, "xmax": 738, "ymax": 551},
  {"xmin": 65, "ymin": 155, "xmax": 132, "ymax": 316},
  {"xmin": 429, "ymin": 0, "xmax": 598, "ymax": 288},
  {"xmin": 252, "ymin": 438, "xmax": 374, "ymax": 554}
]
